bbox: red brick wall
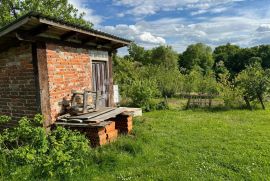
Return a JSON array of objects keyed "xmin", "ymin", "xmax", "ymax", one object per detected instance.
[
  {"xmin": 0, "ymin": 43, "xmax": 38, "ymax": 125},
  {"xmin": 45, "ymin": 43, "xmax": 92, "ymax": 122}
]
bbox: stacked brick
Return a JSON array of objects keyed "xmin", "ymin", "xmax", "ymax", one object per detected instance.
[
  {"xmin": 111, "ymin": 115, "xmax": 133, "ymax": 134},
  {"xmin": 81, "ymin": 121, "xmax": 118, "ymax": 147}
]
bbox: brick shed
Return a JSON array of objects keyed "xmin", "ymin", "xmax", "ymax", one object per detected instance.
[{"xmin": 0, "ymin": 12, "xmax": 131, "ymax": 129}]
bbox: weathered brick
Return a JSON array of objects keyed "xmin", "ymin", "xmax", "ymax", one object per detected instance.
[
  {"xmin": 0, "ymin": 43, "xmax": 38, "ymax": 122},
  {"xmin": 45, "ymin": 43, "xmax": 92, "ymax": 122}
]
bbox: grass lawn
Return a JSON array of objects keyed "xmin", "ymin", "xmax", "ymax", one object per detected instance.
[{"xmin": 71, "ymin": 108, "xmax": 270, "ymax": 180}]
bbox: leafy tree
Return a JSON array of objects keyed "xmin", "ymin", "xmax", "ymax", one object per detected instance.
[
  {"xmin": 181, "ymin": 43, "xmax": 214, "ymax": 74},
  {"xmin": 0, "ymin": 0, "xmax": 92, "ymax": 28},
  {"xmin": 236, "ymin": 63, "xmax": 270, "ymax": 110},
  {"xmin": 213, "ymin": 43, "xmax": 241, "ymax": 76},
  {"xmin": 141, "ymin": 65, "xmax": 183, "ymax": 97},
  {"xmin": 256, "ymin": 45, "xmax": 270, "ymax": 69},
  {"xmin": 151, "ymin": 45, "xmax": 179, "ymax": 69},
  {"xmin": 127, "ymin": 43, "xmax": 151, "ymax": 65},
  {"xmin": 113, "ymin": 55, "xmax": 141, "ymax": 98}
]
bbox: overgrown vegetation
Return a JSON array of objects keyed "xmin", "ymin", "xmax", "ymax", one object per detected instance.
[
  {"xmin": 2, "ymin": 105, "xmax": 270, "ymax": 180},
  {"xmin": 0, "ymin": 115, "xmax": 90, "ymax": 179},
  {"xmin": 114, "ymin": 43, "xmax": 270, "ymax": 110},
  {"xmin": 0, "ymin": 0, "xmax": 93, "ymax": 28}
]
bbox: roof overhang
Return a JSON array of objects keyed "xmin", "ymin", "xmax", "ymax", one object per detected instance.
[{"xmin": 0, "ymin": 12, "xmax": 131, "ymax": 52}]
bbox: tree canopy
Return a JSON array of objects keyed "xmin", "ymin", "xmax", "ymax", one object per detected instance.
[
  {"xmin": 127, "ymin": 43, "xmax": 179, "ymax": 69},
  {"xmin": 180, "ymin": 43, "xmax": 214, "ymax": 74},
  {"xmin": 0, "ymin": 0, "xmax": 92, "ymax": 28}
]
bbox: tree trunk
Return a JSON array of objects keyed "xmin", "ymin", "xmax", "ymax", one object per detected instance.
[
  {"xmin": 257, "ymin": 94, "xmax": 265, "ymax": 110},
  {"xmin": 244, "ymin": 96, "xmax": 252, "ymax": 110},
  {"xmin": 209, "ymin": 98, "xmax": 212, "ymax": 108},
  {"xmin": 186, "ymin": 94, "xmax": 191, "ymax": 110}
]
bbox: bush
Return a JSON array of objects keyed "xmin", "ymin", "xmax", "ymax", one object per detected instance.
[
  {"xmin": 217, "ymin": 69, "xmax": 245, "ymax": 108},
  {"xmin": 0, "ymin": 115, "xmax": 90, "ymax": 179},
  {"xmin": 128, "ymin": 79, "xmax": 160, "ymax": 111}
]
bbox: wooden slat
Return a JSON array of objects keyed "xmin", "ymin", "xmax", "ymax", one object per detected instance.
[
  {"xmin": 54, "ymin": 122, "xmax": 89, "ymax": 127},
  {"xmin": 67, "ymin": 107, "xmax": 115, "ymax": 120},
  {"xmin": 55, "ymin": 120, "xmax": 112, "ymax": 128},
  {"xmin": 86, "ymin": 107, "xmax": 126, "ymax": 122}
]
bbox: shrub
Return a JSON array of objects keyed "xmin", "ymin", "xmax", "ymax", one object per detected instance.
[
  {"xmin": 128, "ymin": 79, "xmax": 160, "ymax": 111},
  {"xmin": 236, "ymin": 62, "xmax": 270, "ymax": 110},
  {"xmin": 218, "ymin": 69, "xmax": 244, "ymax": 108},
  {"xmin": 0, "ymin": 115, "xmax": 90, "ymax": 179}
]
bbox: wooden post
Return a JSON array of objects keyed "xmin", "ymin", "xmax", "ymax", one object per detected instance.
[
  {"xmin": 36, "ymin": 42, "xmax": 52, "ymax": 131},
  {"xmin": 108, "ymin": 51, "xmax": 115, "ymax": 107}
]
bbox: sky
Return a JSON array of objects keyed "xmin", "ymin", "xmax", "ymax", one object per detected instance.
[{"xmin": 68, "ymin": 0, "xmax": 270, "ymax": 55}]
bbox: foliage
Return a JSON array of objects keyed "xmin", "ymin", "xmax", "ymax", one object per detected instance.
[
  {"xmin": 141, "ymin": 65, "xmax": 183, "ymax": 97},
  {"xmin": 236, "ymin": 63, "xmax": 270, "ymax": 109},
  {"xmin": 113, "ymin": 55, "xmax": 141, "ymax": 98},
  {"xmin": 151, "ymin": 45, "xmax": 179, "ymax": 69},
  {"xmin": 127, "ymin": 43, "xmax": 151, "ymax": 65},
  {"xmin": 0, "ymin": 115, "xmax": 11, "ymax": 124},
  {"xmin": 217, "ymin": 69, "xmax": 244, "ymax": 108},
  {"xmin": 213, "ymin": 43, "xmax": 241, "ymax": 76},
  {"xmin": 180, "ymin": 43, "xmax": 214, "ymax": 74},
  {"xmin": 182, "ymin": 68, "xmax": 218, "ymax": 96},
  {"xmin": 128, "ymin": 79, "xmax": 160, "ymax": 111},
  {"xmin": 65, "ymin": 108, "xmax": 270, "ymax": 180},
  {"xmin": 0, "ymin": 0, "xmax": 93, "ymax": 28},
  {"xmin": 127, "ymin": 43, "xmax": 179, "ymax": 69},
  {"xmin": 0, "ymin": 115, "xmax": 90, "ymax": 179},
  {"xmin": 214, "ymin": 44, "xmax": 270, "ymax": 77}
]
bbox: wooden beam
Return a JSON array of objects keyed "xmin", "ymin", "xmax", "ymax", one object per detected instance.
[
  {"xmin": 16, "ymin": 34, "xmax": 112, "ymax": 51},
  {"xmin": 36, "ymin": 42, "xmax": 52, "ymax": 130},
  {"xmin": 60, "ymin": 31, "xmax": 77, "ymax": 41},
  {"xmin": 0, "ymin": 17, "xmax": 30, "ymax": 37},
  {"xmin": 108, "ymin": 51, "xmax": 115, "ymax": 107}
]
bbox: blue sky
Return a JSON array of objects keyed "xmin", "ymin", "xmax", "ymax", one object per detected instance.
[{"xmin": 69, "ymin": 0, "xmax": 270, "ymax": 54}]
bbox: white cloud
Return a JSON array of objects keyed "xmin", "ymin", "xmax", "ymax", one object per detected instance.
[
  {"xmin": 68, "ymin": 0, "xmax": 103, "ymax": 25},
  {"xmin": 257, "ymin": 24, "xmax": 270, "ymax": 32},
  {"xmin": 139, "ymin": 32, "xmax": 166, "ymax": 44},
  {"xmin": 112, "ymin": 0, "xmax": 244, "ymax": 17},
  {"xmin": 101, "ymin": 10, "xmax": 270, "ymax": 53}
]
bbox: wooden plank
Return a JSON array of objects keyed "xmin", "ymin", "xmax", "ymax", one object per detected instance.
[
  {"xmin": 86, "ymin": 107, "xmax": 126, "ymax": 122},
  {"xmin": 55, "ymin": 122, "xmax": 89, "ymax": 127},
  {"xmin": 120, "ymin": 107, "xmax": 143, "ymax": 117},
  {"xmin": 55, "ymin": 120, "xmax": 112, "ymax": 128},
  {"xmin": 67, "ymin": 107, "xmax": 115, "ymax": 120}
]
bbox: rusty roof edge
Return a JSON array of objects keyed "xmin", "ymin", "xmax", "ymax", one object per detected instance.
[{"xmin": 0, "ymin": 11, "xmax": 132, "ymax": 46}]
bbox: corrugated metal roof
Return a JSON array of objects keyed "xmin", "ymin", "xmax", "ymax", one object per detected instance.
[{"xmin": 0, "ymin": 11, "xmax": 131, "ymax": 44}]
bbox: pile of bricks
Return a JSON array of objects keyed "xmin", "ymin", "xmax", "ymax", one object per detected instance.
[
  {"xmin": 83, "ymin": 121, "xmax": 118, "ymax": 147},
  {"xmin": 112, "ymin": 115, "xmax": 133, "ymax": 134},
  {"xmin": 68, "ymin": 114, "xmax": 133, "ymax": 147}
]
